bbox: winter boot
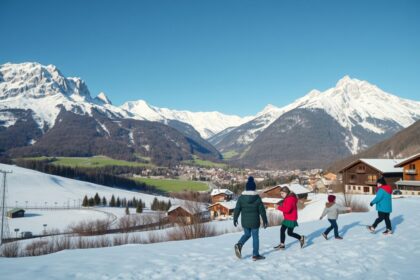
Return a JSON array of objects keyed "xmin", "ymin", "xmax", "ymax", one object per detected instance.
[
  {"xmin": 234, "ymin": 243, "xmax": 242, "ymax": 259},
  {"xmin": 252, "ymin": 255, "xmax": 266, "ymax": 261},
  {"xmin": 335, "ymin": 236, "xmax": 343, "ymax": 240},
  {"xmin": 300, "ymin": 236, "xmax": 306, "ymax": 248},
  {"xmin": 367, "ymin": 226, "xmax": 375, "ymax": 233},
  {"xmin": 383, "ymin": 229, "xmax": 393, "ymax": 235},
  {"xmin": 322, "ymin": 233, "xmax": 328, "ymax": 240},
  {"xmin": 274, "ymin": 243, "xmax": 285, "ymax": 250}
]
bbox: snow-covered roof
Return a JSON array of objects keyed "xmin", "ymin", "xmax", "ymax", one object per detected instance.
[
  {"xmin": 211, "ymin": 188, "xmax": 234, "ymax": 196},
  {"xmin": 209, "ymin": 200, "xmax": 237, "ymax": 210},
  {"xmin": 168, "ymin": 204, "xmax": 208, "ymax": 215},
  {"xmin": 167, "ymin": 205, "xmax": 192, "ymax": 215},
  {"xmin": 263, "ymin": 184, "xmax": 310, "ymax": 195},
  {"xmin": 394, "ymin": 153, "xmax": 420, "ymax": 168},
  {"xmin": 287, "ymin": 184, "xmax": 311, "ymax": 195},
  {"xmin": 360, "ymin": 159, "xmax": 404, "ymax": 173},
  {"xmin": 262, "ymin": 198, "xmax": 282, "ymax": 204},
  {"xmin": 395, "ymin": 180, "xmax": 420, "ymax": 187}
]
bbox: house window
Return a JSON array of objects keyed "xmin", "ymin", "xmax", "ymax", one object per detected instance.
[
  {"xmin": 356, "ymin": 165, "xmax": 366, "ymax": 173},
  {"xmin": 367, "ymin": 175, "xmax": 377, "ymax": 182},
  {"xmin": 350, "ymin": 174, "xmax": 356, "ymax": 182},
  {"xmin": 358, "ymin": 187, "xmax": 361, "ymax": 191}
]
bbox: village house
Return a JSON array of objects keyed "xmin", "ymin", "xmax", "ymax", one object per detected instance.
[
  {"xmin": 339, "ymin": 158, "xmax": 404, "ymax": 195},
  {"xmin": 394, "ymin": 153, "xmax": 420, "ymax": 196},
  {"xmin": 260, "ymin": 184, "xmax": 310, "ymax": 200},
  {"xmin": 167, "ymin": 205, "xmax": 210, "ymax": 224},
  {"xmin": 208, "ymin": 201, "xmax": 236, "ymax": 219},
  {"xmin": 210, "ymin": 188, "xmax": 234, "ymax": 204},
  {"xmin": 7, "ymin": 208, "xmax": 25, "ymax": 218},
  {"xmin": 261, "ymin": 197, "xmax": 282, "ymax": 209}
]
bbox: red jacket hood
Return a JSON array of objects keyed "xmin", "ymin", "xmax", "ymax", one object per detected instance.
[{"xmin": 379, "ymin": 185, "xmax": 392, "ymax": 194}]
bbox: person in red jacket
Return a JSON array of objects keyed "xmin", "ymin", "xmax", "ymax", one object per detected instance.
[{"xmin": 274, "ymin": 186, "xmax": 305, "ymax": 250}]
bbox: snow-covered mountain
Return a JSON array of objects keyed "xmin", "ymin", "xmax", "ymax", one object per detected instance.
[
  {"xmin": 289, "ymin": 76, "xmax": 420, "ymax": 153},
  {"xmin": 0, "ymin": 62, "xmax": 130, "ymax": 131},
  {"xmin": 0, "ymin": 62, "xmax": 221, "ymax": 164},
  {"xmin": 211, "ymin": 76, "xmax": 420, "ymax": 158},
  {"xmin": 121, "ymin": 100, "xmax": 253, "ymax": 139}
]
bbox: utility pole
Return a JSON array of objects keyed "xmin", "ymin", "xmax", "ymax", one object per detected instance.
[{"xmin": 0, "ymin": 169, "xmax": 12, "ymax": 246}]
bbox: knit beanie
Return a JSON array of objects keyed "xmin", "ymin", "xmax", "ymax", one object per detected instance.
[
  {"xmin": 328, "ymin": 195, "xmax": 336, "ymax": 203},
  {"xmin": 246, "ymin": 176, "xmax": 256, "ymax": 191},
  {"xmin": 376, "ymin": 177, "xmax": 387, "ymax": 186}
]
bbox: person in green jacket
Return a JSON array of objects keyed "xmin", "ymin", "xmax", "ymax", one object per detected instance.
[{"xmin": 233, "ymin": 176, "xmax": 268, "ymax": 261}]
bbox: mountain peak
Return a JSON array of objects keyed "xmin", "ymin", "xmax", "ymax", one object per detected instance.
[
  {"xmin": 335, "ymin": 75, "xmax": 356, "ymax": 87},
  {"xmin": 260, "ymin": 104, "xmax": 281, "ymax": 114},
  {"xmin": 95, "ymin": 92, "xmax": 112, "ymax": 105}
]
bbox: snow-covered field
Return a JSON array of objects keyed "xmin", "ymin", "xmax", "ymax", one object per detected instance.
[
  {"xmin": 1, "ymin": 197, "xmax": 419, "ymax": 279},
  {"xmin": 2, "ymin": 163, "xmax": 171, "ymax": 207},
  {"xmin": 1, "ymin": 163, "xmax": 177, "ymax": 234},
  {"xmin": 7, "ymin": 209, "xmax": 111, "ymax": 235}
]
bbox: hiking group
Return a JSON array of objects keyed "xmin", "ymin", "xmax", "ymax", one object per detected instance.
[{"xmin": 233, "ymin": 176, "xmax": 394, "ymax": 261}]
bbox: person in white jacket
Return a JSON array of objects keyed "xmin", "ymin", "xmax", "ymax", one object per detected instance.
[{"xmin": 319, "ymin": 195, "xmax": 351, "ymax": 240}]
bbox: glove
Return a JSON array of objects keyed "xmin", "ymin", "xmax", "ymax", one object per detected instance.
[
  {"xmin": 370, "ymin": 202, "xmax": 373, "ymax": 207},
  {"xmin": 234, "ymin": 220, "xmax": 238, "ymax": 227},
  {"xmin": 263, "ymin": 222, "xmax": 268, "ymax": 229}
]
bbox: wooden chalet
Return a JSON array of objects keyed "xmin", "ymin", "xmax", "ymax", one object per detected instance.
[
  {"xmin": 262, "ymin": 197, "xmax": 282, "ymax": 209},
  {"xmin": 167, "ymin": 205, "xmax": 210, "ymax": 224},
  {"xmin": 260, "ymin": 184, "xmax": 310, "ymax": 200},
  {"xmin": 339, "ymin": 158, "xmax": 404, "ymax": 195},
  {"xmin": 394, "ymin": 153, "xmax": 420, "ymax": 196},
  {"xmin": 210, "ymin": 188, "xmax": 234, "ymax": 204},
  {"xmin": 208, "ymin": 201, "xmax": 236, "ymax": 219}
]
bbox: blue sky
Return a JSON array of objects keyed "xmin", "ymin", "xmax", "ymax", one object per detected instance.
[{"xmin": 1, "ymin": 0, "xmax": 419, "ymax": 116}]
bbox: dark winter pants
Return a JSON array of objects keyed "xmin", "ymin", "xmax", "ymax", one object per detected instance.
[
  {"xmin": 280, "ymin": 225, "xmax": 301, "ymax": 243},
  {"xmin": 324, "ymin": 219, "xmax": 339, "ymax": 238},
  {"xmin": 238, "ymin": 228, "xmax": 259, "ymax": 257},
  {"xmin": 372, "ymin": 211, "xmax": 392, "ymax": 230}
]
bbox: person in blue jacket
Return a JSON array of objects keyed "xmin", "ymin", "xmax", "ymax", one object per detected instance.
[{"xmin": 367, "ymin": 177, "xmax": 393, "ymax": 235}]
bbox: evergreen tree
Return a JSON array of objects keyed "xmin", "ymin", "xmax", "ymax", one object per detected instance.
[
  {"xmin": 116, "ymin": 197, "xmax": 121, "ymax": 207},
  {"xmin": 151, "ymin": 197, "xmax": 158, "ymax": 211},
  {"xmin": 94, "ymin": 193, "xmax": 101, "ymax": 205},
  {"xmin": 102, "ymin": 196, "xmax": 107, "ymax": 206},
  {"xmin": 110, "ymin": 195, "xmax": 116, "ymax": 207},
  {"xmin": 88, "ymin": 197, "xmax": 95, "ymax": 207},
  {"xmin": 136, "ymin": 203, "xmax": 143, "ymax": 213},
  {"xmin": 167, "ymin": 200, "xmax": 172, "ymax": 211},
  {"xmin": 125, "ymin": 206, "xmax": 130, "ymax": 215},
  {"xmin": 82, "ymin": 195, "xmax": 89, "ymax": 207}
]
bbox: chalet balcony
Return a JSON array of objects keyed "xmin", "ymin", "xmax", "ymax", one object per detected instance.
[
  {"xmin": 356, "ymin": 169, "xmax": 366, "ymax": 174},
  {"xmin": 405, "ymin": 169, "xmax": 417, "ymax": 175}
]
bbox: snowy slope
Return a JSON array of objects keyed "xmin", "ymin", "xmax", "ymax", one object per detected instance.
[
  {"xmin": 1, "ymin": 197, "xmax": 418, "ymax": 279},
  {"xmin": 1, "ymin": 163, "xmax": 171, "ymax": 208},
  {"xmin": 121, "ymin": 100, "xmax": 253, "ymax": 139}
]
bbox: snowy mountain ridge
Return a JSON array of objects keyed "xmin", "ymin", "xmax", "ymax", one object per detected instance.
[
  {"xmin": 0, "ymin": 62, "xmax": 130, "ymax": 130},
  {"xmin": 212, "ymin": 75, "xmax": 420, "ymax": 155},
  {"xmin": 0, "ymin": 62, "xmax": 253, "ymax": 139},
  {"xmin": 121, "ymin": 100, "xmax": 253, "ymax": 139}
]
